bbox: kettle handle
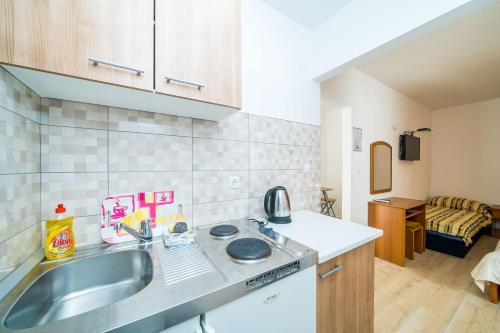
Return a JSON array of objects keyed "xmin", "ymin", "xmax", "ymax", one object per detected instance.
[{"xmin": 264, "ymin": 188, "xmax": 274, "ymax": 217}]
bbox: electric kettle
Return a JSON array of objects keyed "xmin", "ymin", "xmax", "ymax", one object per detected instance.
[{"xmin": 264, "ymin": 186, "xmax": 291, "ymax": 223}]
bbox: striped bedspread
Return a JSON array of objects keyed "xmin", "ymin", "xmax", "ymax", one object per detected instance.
[{"xmin": 426, "ymin": 196, "xmax": 492, "ymax": 245}]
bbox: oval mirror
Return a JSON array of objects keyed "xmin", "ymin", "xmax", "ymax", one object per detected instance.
[{"xmin": 370, "ymin": 141, "xmax": 392, "ymax": 194}]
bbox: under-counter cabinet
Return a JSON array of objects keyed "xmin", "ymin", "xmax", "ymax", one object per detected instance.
[
  {"xmin": 0, "ymin": 0, "xmax": 154, "ymax": 91},
  {"xmin": 204, "ymin": 266, "xmax": 316, "ymax": 333},
  {"xmin": 317, "ymin": 241, "xmax": 375, "ymax": 333},
  {"xmin": 155, "ymin": 0, "xmax": 241, "ymax": 108}
]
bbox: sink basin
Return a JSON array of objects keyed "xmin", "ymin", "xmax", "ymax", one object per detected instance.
[{"xmin": 4, "ymin": 249, "xmax": 153, "ymax": 330}]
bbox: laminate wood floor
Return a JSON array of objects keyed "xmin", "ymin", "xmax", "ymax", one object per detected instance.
[{"xmin": 374, "ymin": 235, "xmax": 499, "ymax": 333}]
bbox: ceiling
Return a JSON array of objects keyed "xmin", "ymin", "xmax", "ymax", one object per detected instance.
[
  {"xmin": 262, "ymin": 0, "xmax": 351, "ymax": 29},
  {"xmin": 357, "ymin": 2, "xmax": 500, "ymax": 110}
]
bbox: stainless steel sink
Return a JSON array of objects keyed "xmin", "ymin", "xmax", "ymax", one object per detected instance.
[
  {"xmin": 0, "ymin": 222, "xmax": 316, "ymax": 333},
  {"xmin": 4, "ymin": 249, "xmax": 153, "ymax": 330}
]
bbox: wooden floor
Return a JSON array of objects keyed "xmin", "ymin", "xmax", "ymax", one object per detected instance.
[{"xmin": 374, "ymin": 235, "xmax": 499, "ymax": 333}]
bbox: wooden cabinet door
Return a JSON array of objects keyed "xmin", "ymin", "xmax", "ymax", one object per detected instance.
[
  {"xmin": 317, "ymin": 241, "xmax": 375, "ymax": 333},
  {"xmin": 0, "ymin": 0, "xmax": 153, "ymax": 91},
  {"xmin": 155, "ymin": 0, "xmax": 241, "ymax": 108}
]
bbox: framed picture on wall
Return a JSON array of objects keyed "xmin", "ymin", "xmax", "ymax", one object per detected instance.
[{"xmin": 353, "ymin": 127, "xmax": 362, "ymax": 152}]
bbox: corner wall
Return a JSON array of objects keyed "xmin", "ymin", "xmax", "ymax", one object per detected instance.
[
  {"xmin": 430, "ymin": 98, "xmax": 500, "ymax": 204},
  {"xmin": 241, "ymin": 0, "xmax": 320, "ymax": 125},
  {"xmin": 321, "ymin": 68, "xmax": 431, "ymax": 225},
  {"xmin": 311, "ymin": 0, "xmax": 495, "ymax": 81},
  {"xmin": 0, "ymin": 68, "xmax": 42, "ymax": 281}
]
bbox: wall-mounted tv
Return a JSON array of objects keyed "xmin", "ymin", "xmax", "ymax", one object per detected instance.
[{"xmin": 399, "ymin": 134, "xmax": 420, "ymax": 161}]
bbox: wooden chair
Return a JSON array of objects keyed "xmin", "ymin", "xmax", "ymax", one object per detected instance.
[
  {"xmin": 320, "ymin": 187, "xmax": 336, "ymax": 217},
  {"xmin": 405, "ymin": 221, "xmax": 423, "ymax": 260}
]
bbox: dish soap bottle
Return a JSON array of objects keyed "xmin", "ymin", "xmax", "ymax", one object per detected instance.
[{"xmin": 45, "ymin": 203, "xmax": 75, "ymax": 260}]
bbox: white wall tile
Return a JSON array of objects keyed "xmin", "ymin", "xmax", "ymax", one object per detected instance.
[
  {"xmin": 0, "ymin": 174, "xmax": 41, "ymax": 243},
  {"xmin": 41, "ymin": 172, "xmax": 108, "ymax": 219},
  {"xmin": 41, "ymin": 125, "xmax": 107, "ymax": 172},
  {"xmin": 0, "ymin": 110, "xmax": 40, "ymax": 174},
  {"xmin": 289, "ymin": 169, "xmax": 321, "ymax": 194},
  {"xmin": 109, "ymin": 171, "xmax": 193, "ymax": 205},
  {"xmin": 250, "ymin": 143, "xmax": 290, "ymax": 170},
  {"xmin": 0, "ymin": 68, "xmax": 41, "ymax": 123},
  {"xmin": 109, "ymin": 107, "xmax": 191, "ymax": 136},
  {"xmin": 290, "ymin": 122, "xmax": 320, "ymax": 147},
  {"xmin": 193, "ymin": 170, "xmax": 249, "ymax": 204},
  {"xmin": 109, "ymin": 131, "xmax": 192, "ymax": 171},
  {"xmin": 249, "ymin": 114, "xmax": 290, "ymax": 144},
  {"xmin": 42, "ymin": 98, "xmax": 108, "ymax": 129},
  {"xmin": 2, "ymin": 68, "xmax": 321, "ymax": 255},
  {"xmin": 193, "ymin": 138, "xmax": 249, "ymax": 171},
  {"xmin": 192, "ymin": 199, "xmax": 249, "ymax": 227},
  {"xmin": 72, "ymin": 215, "xmax": 103, "ymax": 248},
  {"xmin": 249, "ymin": 169, "xmax": 292, "ymax": 198},
  {"xmin": 290, "ymin": 146, "xmax": 320, "ymax": 170},
  {"xmin": 0, "ymin": 223, "xmax": 41, "ymax": 281},
  {"xmin": 193, "ymin": 112, "xmax": 248, "ymax": 141}
]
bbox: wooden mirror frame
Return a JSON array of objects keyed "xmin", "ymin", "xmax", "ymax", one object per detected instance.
[{"xmin": 370, "ymin": 141, "xmax": 392, "ymax": 194}]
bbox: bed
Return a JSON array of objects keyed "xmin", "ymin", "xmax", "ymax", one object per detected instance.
[{"xmin": 425, "ymin": 196, "xmax": 492, "ymax": 258}]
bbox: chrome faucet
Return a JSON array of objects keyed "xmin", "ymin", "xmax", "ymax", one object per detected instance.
[{"xmin": 115, "ymin": 220, "xmax": 153, "ymax": 242}]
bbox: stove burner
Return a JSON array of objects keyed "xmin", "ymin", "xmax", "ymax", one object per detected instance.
[
  {"xmin": 209, "ymin": 224, "xmax": 239, "ymax": 239},
  {"xmin": 226, "ymin": 238, "xmax": 272, "ymax": 263}
]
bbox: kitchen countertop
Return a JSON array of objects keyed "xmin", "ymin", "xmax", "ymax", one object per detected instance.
[
  {"xmin": 0, "ymin": 220, "xmax": 316, "ymax": 333},
  {"xmin": 270, "ymin": 210, "xmax": 383, "ymax": 264}
]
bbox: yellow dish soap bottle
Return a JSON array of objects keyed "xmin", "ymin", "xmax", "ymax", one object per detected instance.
[{"xmin": 45, "ymin": 203, "xmax": 76, "ymax": 260}]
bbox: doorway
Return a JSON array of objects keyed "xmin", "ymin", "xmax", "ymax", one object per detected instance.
[{"xmin": 320, "ymin": 101, "xmax": 351, "ymax": 221}]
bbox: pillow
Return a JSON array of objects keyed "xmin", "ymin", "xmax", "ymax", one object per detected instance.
[{"xmin": 428, "ymin": 196, "xmax": 491, "ymax": 217}]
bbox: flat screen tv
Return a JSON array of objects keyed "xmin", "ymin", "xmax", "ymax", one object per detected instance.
[{"xmin": 399, "ymin": 134, "xmax": 420, "ymax": 161}]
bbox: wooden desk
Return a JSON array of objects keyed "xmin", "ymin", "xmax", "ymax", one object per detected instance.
[{"xmin": 368, "ymin": 197, "xmax": 427, "ymax": 266}]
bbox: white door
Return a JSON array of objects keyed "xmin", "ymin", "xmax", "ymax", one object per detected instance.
[
  {"xmin": 203, "ymin": 266, "xmax": 316, "ymax": 333},
  {"xmin": 159, "ymin": 316, "xmax": 200, "ymax": 333}
]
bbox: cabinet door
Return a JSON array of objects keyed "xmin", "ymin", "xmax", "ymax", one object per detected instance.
[
  {"xmin": 155, "ymin": 0, "xmax": 241, "ymax": 108},
  {"xmin": 317, "ymin": 241, "xmax": 375, "ymax": 333},
  {"xmin": 205, "ymin": 266, "xmax": 316, "ymax": 333},
  {"xmin": 0, "ymin": 0, "xmax": 153, "ymax": 91}
]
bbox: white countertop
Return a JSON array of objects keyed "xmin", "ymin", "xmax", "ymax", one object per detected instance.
[{"xmin": 270, "ymin": 210, "xmax": 383, "ymax": 264}]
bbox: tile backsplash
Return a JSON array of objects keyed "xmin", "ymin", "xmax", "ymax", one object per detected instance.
[
  {"xmin": 0, "ymin": 68, "xmax": 42, "ymax": 281},
  {"xmin": 40, "ymin": 99, "xmax": 321, "ymax": 245},
  {"xmin": 0, "ymin": 66, "xmax": 321, "ymax": 281}
]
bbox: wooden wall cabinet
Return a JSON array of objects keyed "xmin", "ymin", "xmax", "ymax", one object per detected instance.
[
  {"xmin": 155, "ymin": 0, "xmax": 241, "ymax": 108},
  {"xmin": 0, "ymin": 0, "xmax": 154, "ymax": 91},
  {"xmin": 317, "ymin": 241, "xmax": 375, "ymax": 333},
  {"xmin": 0, "ymin": 0, "xmax": 241, "ymax": 113}
]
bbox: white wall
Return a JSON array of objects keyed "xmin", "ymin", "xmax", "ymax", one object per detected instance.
[
  {"xmin": 311, "ymin": 0, "xmax": 495, "ymax": 81},
  {"xmin": 241, "ymin": 0, "xmax": 320, "ymax": 125},
  {"xmin": 321, "ymin": 69, "xmax": 432, "ymax": 225},
  {"xmin": 321, "ymin": 101, "xmax": 343, "ymax": 216},
  {"xmin": 430, "ymin": 98, "xmax": 500, "ymax": 204},
  {"xmin": 241, "ymin": 0, "xmax": 495, "ymax": 126}
]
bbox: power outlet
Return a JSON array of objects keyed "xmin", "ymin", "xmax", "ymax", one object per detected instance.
[{"xmin": 229, "ymin": 176, "xmax": 240, "ymax": 189}]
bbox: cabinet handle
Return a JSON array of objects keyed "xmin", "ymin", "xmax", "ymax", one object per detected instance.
[
  {"xmin": 88, "ymin": 57, "xmax": 144, "ymax": 75},
  {"xmin": 319, "ymin": 264, "xmax": 343, "ymax": 279},
  {"xmin": 165, "ymin": 76, "xmax": 205, "ymax": 90}
]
